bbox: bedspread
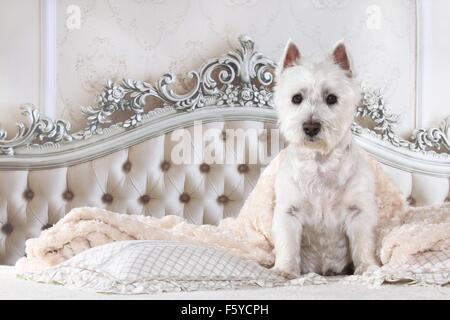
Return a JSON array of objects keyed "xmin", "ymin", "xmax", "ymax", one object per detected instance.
[{"xmin": 16, "ymin": 149, "xmax": 450, "ymax": 286}]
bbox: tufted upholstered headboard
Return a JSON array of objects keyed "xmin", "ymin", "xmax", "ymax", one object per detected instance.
[{"xmin": 0, "ymin": 36, "xmax": 449, "ymax": 265}]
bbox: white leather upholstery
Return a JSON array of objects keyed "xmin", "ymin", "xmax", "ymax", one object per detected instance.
[
  {"xmin": 379, "ymin": 163, "xmax": 450, "ymax": 206},
  {"xmin": 0, "ymin": 121, "xmax": 276, "ymax": 264},
  {"xmin": 0, "ymin": 120, "xmax": 449, "ymax": 265}
]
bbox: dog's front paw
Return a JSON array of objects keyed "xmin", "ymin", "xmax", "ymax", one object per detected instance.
[
  {"xmin": 270, "ymin": 266, "xmax": 300, "ymax": 280},
  {"xmin": 353, "ymin": 263, "xmax": 380, "ymax": 275}
]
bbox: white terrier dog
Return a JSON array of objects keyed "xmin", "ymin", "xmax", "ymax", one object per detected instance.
[{"xmin": 271, "ymin": 40, "xmax": 379, "ymax": 278}]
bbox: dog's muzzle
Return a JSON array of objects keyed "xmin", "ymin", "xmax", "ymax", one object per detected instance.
[{"xmin": 302, "ymin": 122, "xmax": 321, "ymax": 137}]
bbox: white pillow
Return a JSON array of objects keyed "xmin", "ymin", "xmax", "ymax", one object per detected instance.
[{"xmin": 18, "ymin": 240, "xmax": 291, "ymax": 294}]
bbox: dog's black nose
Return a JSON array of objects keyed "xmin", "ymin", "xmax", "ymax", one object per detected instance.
[{"xmin": 303, "ymin": 122, "xmax": 321, "ymax": 137}]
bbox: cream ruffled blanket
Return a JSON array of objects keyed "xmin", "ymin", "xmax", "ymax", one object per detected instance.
[{"xmin": 16, "ymin": 149, "xmax": 450, "ymax": 285}]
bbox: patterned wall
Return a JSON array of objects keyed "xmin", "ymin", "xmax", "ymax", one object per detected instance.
[
  {"xmin": 55, "ymin": 0, "xmax": 417, "ymax": 135},
  {"xmin": 0, "ymin": 0, "xmax": 40, "ymax": 136},
  {"xmin": 0, "ymin": 1, "xmax": 417, "ymax": 137}
]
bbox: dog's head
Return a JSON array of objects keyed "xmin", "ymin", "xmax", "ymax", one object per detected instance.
[{"xmin": 274, "ymin": 40, "xmax": 360, "ymax": 154}]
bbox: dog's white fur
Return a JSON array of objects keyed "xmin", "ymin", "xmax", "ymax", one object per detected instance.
[{"xmin": 272, "ymin": 40, "xmax": 380, "ymax": 278}]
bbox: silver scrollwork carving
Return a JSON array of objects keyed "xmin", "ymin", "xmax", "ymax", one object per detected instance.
[
  {"xmin": 411, "ymin": 116, "xmax": 450, "ymax": 152},
  {"xmin": 74, "ymin": 35, "xmax": 276, "ymax": 139},
  {"xmin": 0, "ymin": 35, "xmax": 449, "ymax": 156},
  {"xmin": 352, "ymin": 90, "xmax": 450, "ymax": 153},
  {"xmin": 353, "ymin": 90, "xmax": 411, "ymax": 148},
  {"xmin": 0, "ymin": 104, "xmax": 72, "ymax": 155}
]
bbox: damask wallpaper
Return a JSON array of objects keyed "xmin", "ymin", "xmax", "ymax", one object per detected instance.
[
  {"xmin": 0, "ymin": 0, "xmax": 417, "ymax": 136},
  {"xmin": 0, "ymin": 0, "xmax": 40, "ymax": 136},
  {"xmin": 55, "ymin": 0, "xmax": 417, "ymax": 135}
]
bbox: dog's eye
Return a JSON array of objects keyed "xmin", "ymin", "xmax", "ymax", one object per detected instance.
[
  {"xmin": 326, "ymin": 94, "xmax": 338, "ymax": 106},
  {"xmin": 291, "ymin": 94, "xmax": 303, "ymax": 105}
]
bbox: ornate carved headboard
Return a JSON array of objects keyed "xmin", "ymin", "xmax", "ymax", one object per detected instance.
[{"xmin": 0, "ymin": 36, "xmax": 449, "ymax": 265}]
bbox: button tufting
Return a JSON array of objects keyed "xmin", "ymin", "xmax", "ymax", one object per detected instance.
[
  {"xmin": 221, "ymin": 130, "xmax": 227, "ymax": 141},
  {"xmin": 42, "ymin": 223, "xmax": 53, "ymax": 231},
  {"xmin": 102, "ymin": 193, "xmax": 114, "ymax": 204},
  {"xmin": 179, "ymin": 193, "xmax": 191, "ymax": 204},
  {"xmin": 63, "ymin": 190, "xmax": 74, "ymax": 201},
  {"xmin": 23, "ymin": 189, "xmax": 34, "ymax": 200},
  {"xmin": 122, "ymin": 161, "xmax": 132, "ymax": 173},
  {"xmin": 139, "ymin": 194, "xmax": 151, "ymax": 204},
  {"xmin": 407, "ymin": 196, "xmax": 416, "ymax": 206},
  {"xmin": 237, "ymin": 164, "xmax": 249, "ymax": 173},
  {"xmin": 199, "ymin": 163, "xmax": 211, "ymax": 173},
  {"xmin": 1, "ymin": 223, "xmax": 13, "ymax": 235},
  {"xmin": 160, "ymin": 160, "xmax": 171, "ymax": 172},
  {"xmin": 217, "ymin": 195, "xmax": 229, "ymax": 204}
]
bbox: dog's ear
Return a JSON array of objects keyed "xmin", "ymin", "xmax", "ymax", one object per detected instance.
[
  {"xmin": 331, "ymin": 41, "xmax": 352, "ymax": 76},
  {"xmin": 278, "ymin": 39, "xmax": 302, "ymax": 73}
]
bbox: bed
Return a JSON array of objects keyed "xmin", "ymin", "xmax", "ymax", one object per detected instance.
[
  {"xmin": 0, "ymin": 36, "xmax": 449, "ymax": 299},
  {"xmin": 1, "ymin": 265, "xmax": 450, "ymax": 300}
]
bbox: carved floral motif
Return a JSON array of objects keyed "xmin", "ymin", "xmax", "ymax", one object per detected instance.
[{"xmin": 0, "ymin": 36, "xmax": 448, "ymax": 156}]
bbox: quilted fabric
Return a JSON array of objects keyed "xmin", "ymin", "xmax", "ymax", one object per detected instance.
[
  {"xmin": 1, "ymin": 119, "xmax": 449, "ymax": 265},
  {"xmin": 0, "ymin": 120, "xmax": 280, "ymax": 265},
  {"xmin": 17, "ymin": 240, "xmax": 298, "ymax": 294},
  {"xmin": 18, "ymin": 239, "xmax": 449, "ymax": 294},
  {"xmin": 342, "ymin": 251, "xmax": 450, "ymax": 287}
]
